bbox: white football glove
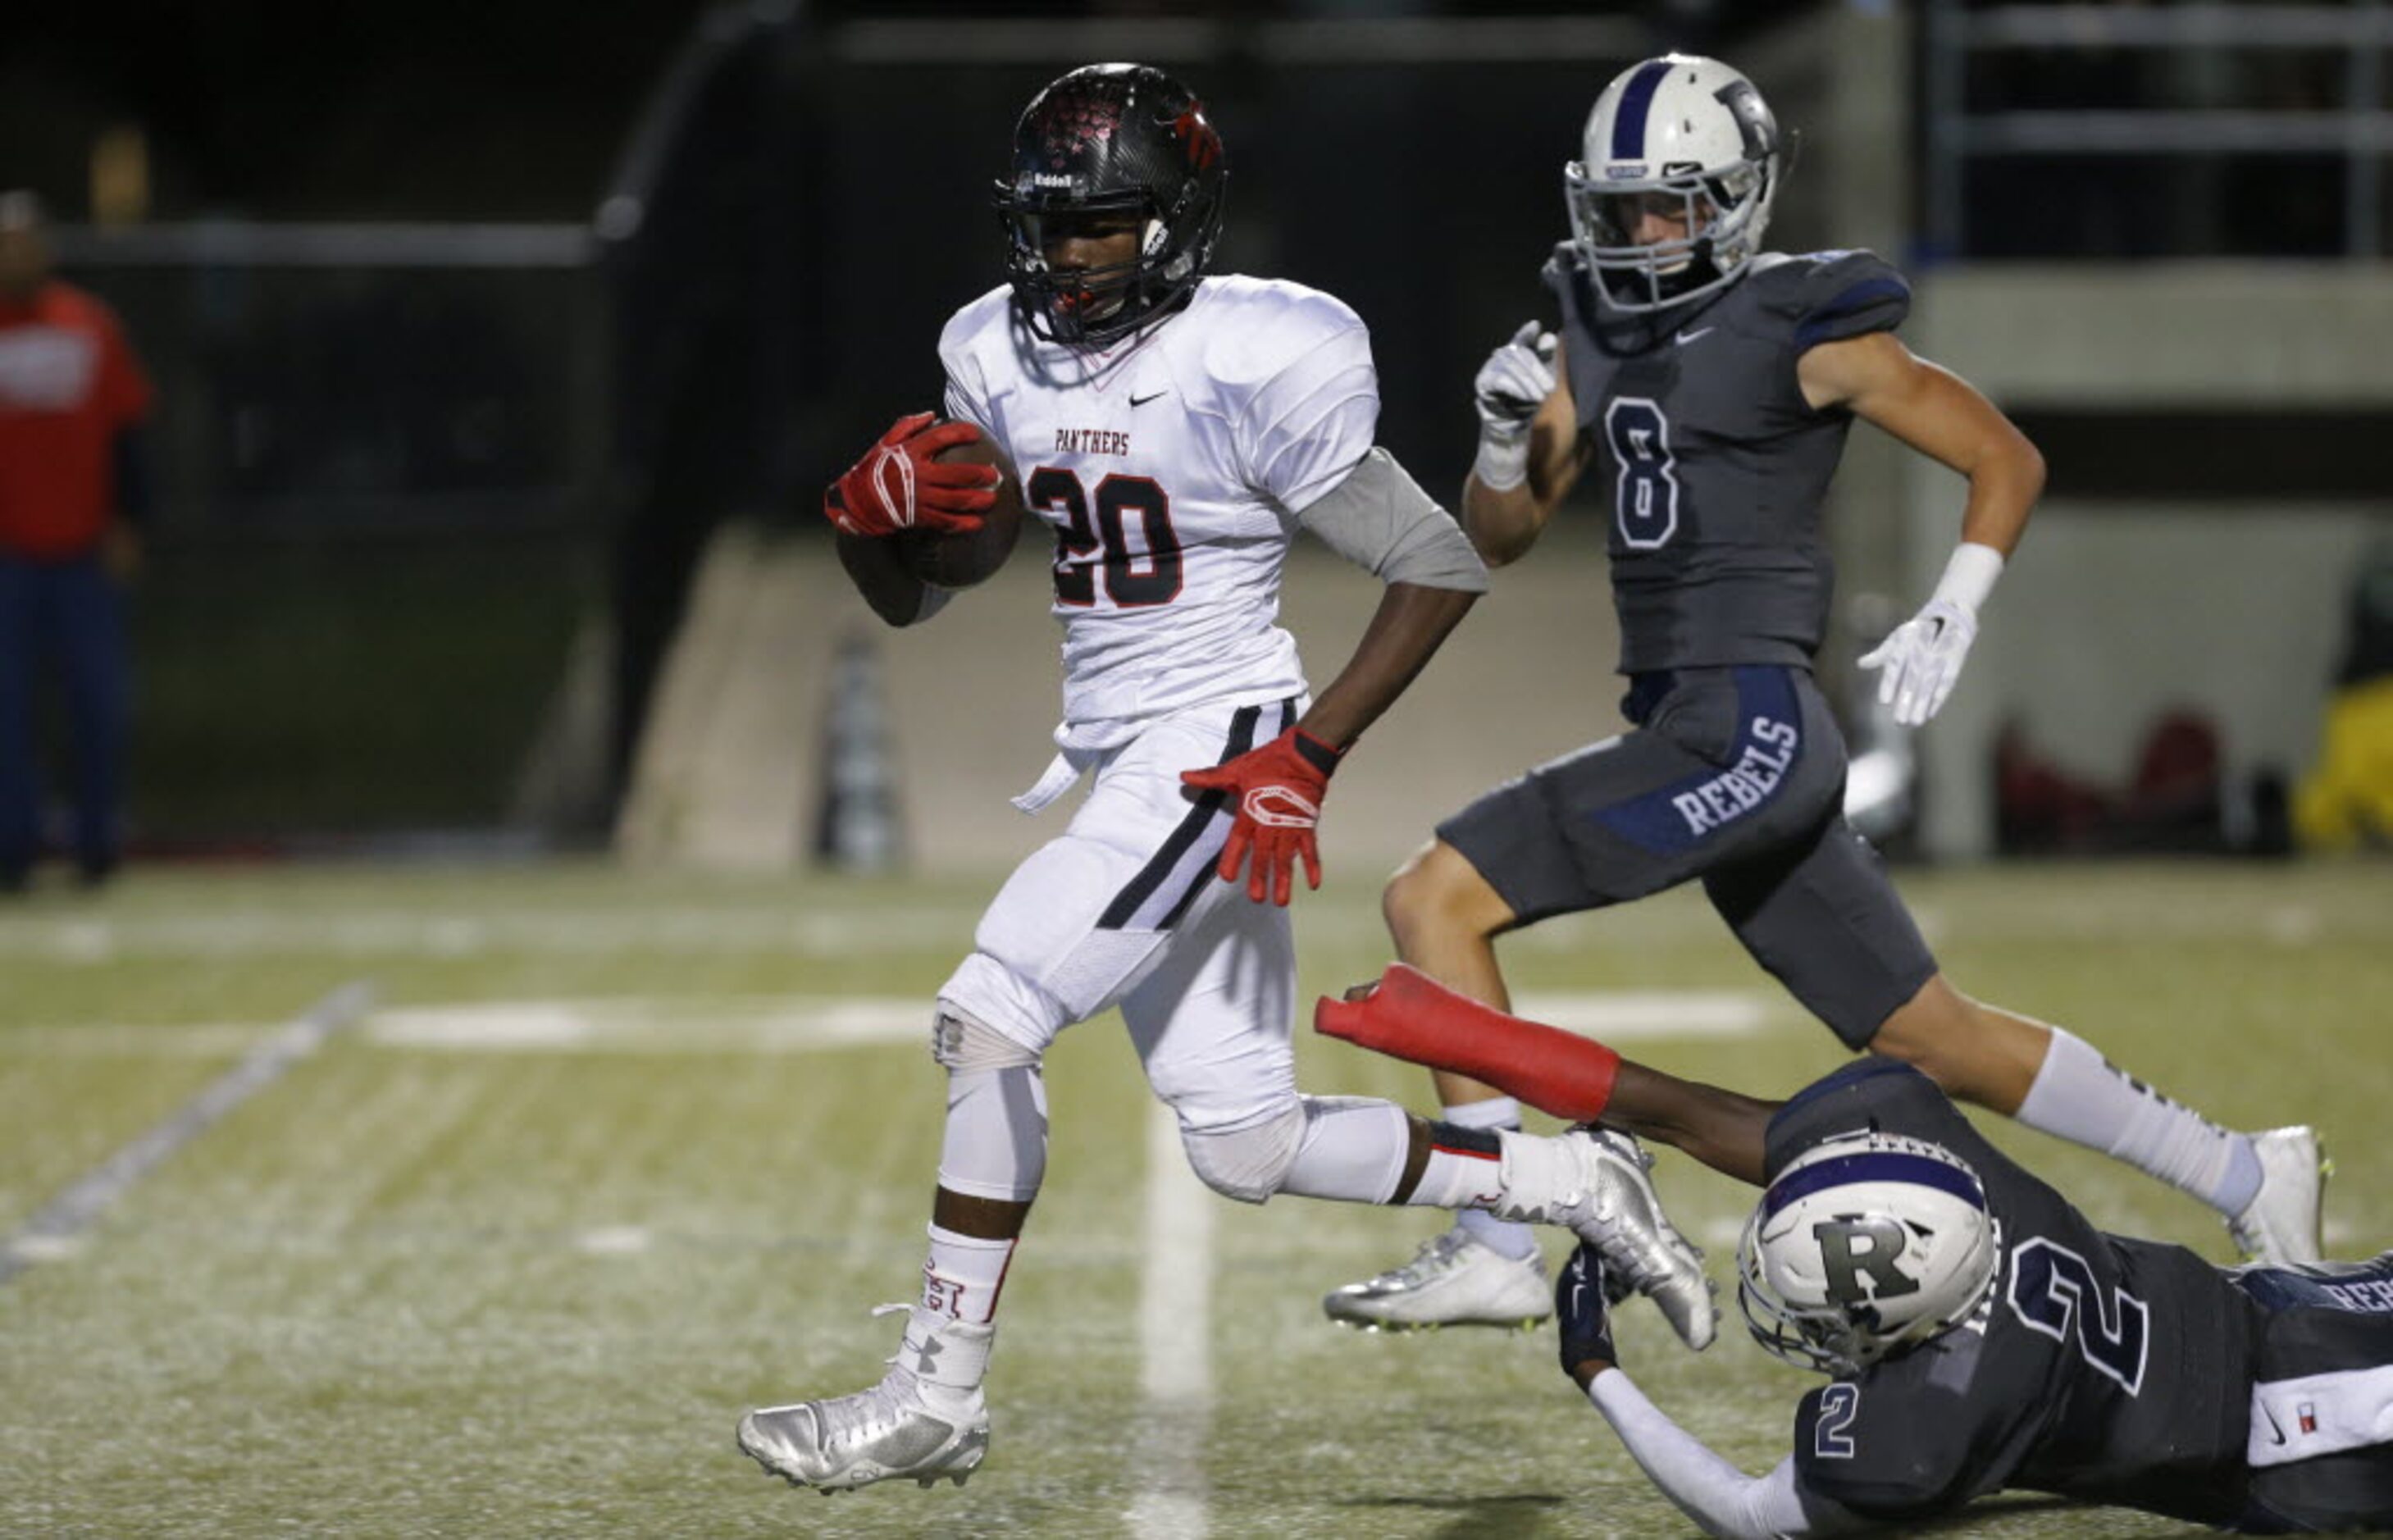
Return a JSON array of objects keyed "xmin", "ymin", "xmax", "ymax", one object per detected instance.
[
  {"xmin": 1858, "ymin": 598, "xmax": 1978, "ymax": 727},
  {"xmin": 1857, "ymin": 543, "xmax": 2006, "ymax": 727},
  {"xmin": 1473, "ymin": 321, "xmax": 1558, "ymax": 490}
]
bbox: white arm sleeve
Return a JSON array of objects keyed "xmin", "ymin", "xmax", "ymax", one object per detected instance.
[
  {"xmin": 1588, "ymin": 1371, "xmax": 1865, "ymax": 1540},
  {"xmin": 1240, "ymin": 321, "xmax": 1380, "ymax": 513}
]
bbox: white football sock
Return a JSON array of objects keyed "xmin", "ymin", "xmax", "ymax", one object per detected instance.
[
  {"xmin": 1402, "ymin": 1136, "xmax": 1507, "ymax": 1211},
  {"xmin": 2016, "ymin": 1027, "xmax": 2262, "ymax": 1214},
  {"xmin": 1445, "ymin": 1098, "xmax": 1541, "ymax": 1260},
  {"xmin": 923, "ymin": 1224, "xmax": 1016, "ymax": 1326}
]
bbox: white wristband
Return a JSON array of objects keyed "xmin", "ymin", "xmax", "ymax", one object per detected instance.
[
  {"xmin": 1474, "ymin": 432, "xmax": 1530, "ymax": 493},
  {"xmin": 1930, "ymin": 541, "xmax": 2005, "ymax": 614}
]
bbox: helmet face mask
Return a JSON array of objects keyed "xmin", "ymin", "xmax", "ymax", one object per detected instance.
[
  {"xmin": 994, "ymin": 63, "xmax": 1228, "ymax": 347},
  {"xmin": 1735, "ymin": 1131, "xmax": 2001, "ymax": 1377},
  {"xmin": 1567, "ymin": 53, "xmax": 1784, "ymax": 312}
]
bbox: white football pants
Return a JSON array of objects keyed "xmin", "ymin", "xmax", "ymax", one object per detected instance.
[
  {"xmin": 944, "ymin": 695, "xmax": 1296, "ymax": 1114},
  {"xmin": 937, "ymin": 695, "xmax": 1410, "ymax": 1205}
]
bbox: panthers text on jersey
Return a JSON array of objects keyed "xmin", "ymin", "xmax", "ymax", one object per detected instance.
[
  {"xmin": 939, "ymin": 276, "xmax": 1378, "ymax": 757},
  {"xmin": 1546, "ymin": 245, "xmax": 1911, "ymax": 675},
  {"xmin": 1775, "ymin": 1061, "xmax": 2261, "ymax": 1528}
]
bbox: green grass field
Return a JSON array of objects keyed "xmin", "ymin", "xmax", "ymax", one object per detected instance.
[{"xmin": 2, "ymin": 858, "xmax": 2390, "ymax": 1538}]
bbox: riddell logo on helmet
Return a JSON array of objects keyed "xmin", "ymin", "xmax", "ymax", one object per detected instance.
[
  {"xmin": 1031, "ymin": 174, "xmax": 1076, "ymax": 189},
  {"xmin": 1606, "ymin": 163, "xmax": 1649, "ymax": 180}
]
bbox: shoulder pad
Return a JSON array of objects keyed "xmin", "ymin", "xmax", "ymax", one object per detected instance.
[
  {"xmin": 937, "ymin": 284, "xmax": 1018, "ymax": 362},
  {"xmin": 1190, "ymin": 276, "xmax": 1369, "ymax": 391},
  {"xmin": 1749, "ymin": 250, "xmax": 1912, "ymax": 349}
]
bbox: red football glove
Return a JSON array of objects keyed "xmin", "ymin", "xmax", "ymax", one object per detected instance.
[
  {"xmin": 1179, "ymin": 727, "xmax": 1345, "ymax": 906},
  {"xmin": 823, "ymin": 412, "xmax": 998, "ymax": 538}
]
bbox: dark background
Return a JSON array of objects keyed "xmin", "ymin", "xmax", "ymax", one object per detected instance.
[{"xmin": 2, "ymin": 0, "xmax": 2380, "ymax": 851}]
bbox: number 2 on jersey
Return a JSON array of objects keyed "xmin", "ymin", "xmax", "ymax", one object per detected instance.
[
  {"xmin": 1813, "ymin": 1383, "xmax": 1860, "ymax": 1459},
  {"xmin": 1030, "ymin": 466, "xmax": 1185, "ymax": 608},
  {"xmin": 1603, "ymin": 396, "xmax": 1680, "ymax": 549},
  {"xmin": 2006, "ymin": 1237, "xmax": 2150, "ymax": 1393}
]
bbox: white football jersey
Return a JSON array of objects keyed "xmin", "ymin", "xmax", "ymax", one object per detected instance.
[{"xmin": 939, "ymin": 275, "xmax": 1378, "ymax": 755}]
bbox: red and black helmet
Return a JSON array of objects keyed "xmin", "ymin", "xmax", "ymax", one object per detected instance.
[{"xmin": 992, "ymin": 63, "xmax": 1228, "ymax": 346}]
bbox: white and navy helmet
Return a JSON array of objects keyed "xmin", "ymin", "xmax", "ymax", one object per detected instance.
[
  {"xmin": 1566, "ymin": 53, "xmax": 1785, "ymax": 312},
  {"xmin": 1736, "ymin": 1130, "xmax": 1999, "ymax": 1376}
]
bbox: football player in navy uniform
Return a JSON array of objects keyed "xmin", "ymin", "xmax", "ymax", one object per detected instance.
[
  {"xmin": 736, "ymin": 63, "xmax": 1716, "ymax": 1497},
  {"xmin": 1327, "ymin": 52, "xmax": 2326, "ymax": 1333},
  {"xmin": 1324, "ymin": 969, "xmax": 2393, "ymax": 1535}
]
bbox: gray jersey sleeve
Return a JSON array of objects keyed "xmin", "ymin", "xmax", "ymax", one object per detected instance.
[{"xmin": 1292, "ymin": 447, "xmax": 1488, "ymax": 592}]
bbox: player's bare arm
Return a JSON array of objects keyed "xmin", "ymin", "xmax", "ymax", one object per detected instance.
[
  {"xmin": 1803, "ymin": 330, "xmax": 2047, "ymax": 725},
  {"xmin": 1461, "ymin": 339, "xmax": 1591, "ymax": 567},
  {"xmin": 1796, "ymin": 330, "xmax": 2044, "ymax": 557},
  {"xmin": 1297, "ymin": 580, "xmax": 1478, "ymax": 749},
  {"xmin": 1320, "ymin": 963, "xmax": 1779, "ymax": 1183},
  {"xmin": 1186, "ymin": 448, "xmax": 1487, "ymax": 905}
]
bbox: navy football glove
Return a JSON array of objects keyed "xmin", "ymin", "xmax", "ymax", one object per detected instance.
[{"xmin": 1557, "ymin": 1241, "xmax": 1621, "ymax": 1384}]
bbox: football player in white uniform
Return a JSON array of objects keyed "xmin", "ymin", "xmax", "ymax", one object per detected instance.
[{"xmin": 736, "ymin": 62, "xmax": 1717, "ymax": 1497}]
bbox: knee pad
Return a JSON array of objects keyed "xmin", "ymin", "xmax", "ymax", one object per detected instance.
[
  {"xmin": 937, "ymin": 952, "xmax": 1068, "ymax": 1058},
  {"xmin": 1178, "ymin": 1098, "xmax": 1307, "ymax": 1205},
  {"xmin": 931, "ymin": 1001, "xmax": 1043, "ymax": 1073}
]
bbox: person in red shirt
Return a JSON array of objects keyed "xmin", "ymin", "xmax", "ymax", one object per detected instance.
[{"xmin": 0, "ymin": 190, "xmax": 153, "ymax": 891}]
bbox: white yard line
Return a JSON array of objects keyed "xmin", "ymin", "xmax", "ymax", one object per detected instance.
[
  {"xmin": 361, "ymin": 996, "xmax": 933, "ymax": 1052},
  {"xmin": 1509, "ymin": 990, "xmax": 1772, "ymax": 1039},
  {"xmin": 347, "ymin": 989, "xmax": 1771, "ymax": 1056},
  {"xmin": 2, "ymin": 989, "xmax": 1769, "ymax": 1067},
  {"xmin": 0, "ymin": 981, "xmax": 375, "ymax": 1284},
  {"xmin": 1127, "ymin": 1097, "xmax": 1212, "ymax": 1540}
]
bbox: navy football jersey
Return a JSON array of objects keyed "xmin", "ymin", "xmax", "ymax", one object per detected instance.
[
  {"xmin": 1543, "ymin": 245, "xmax": 1909, "ymax": 673},
  {"xmin": 1773, "ymin": 1061, "xmax": 2262, "ymax": 1527}
]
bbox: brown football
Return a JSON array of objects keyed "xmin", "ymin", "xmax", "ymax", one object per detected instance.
[{"xmin": 896, "ymin": 424, "xmax": 1024, "ymax": 590}]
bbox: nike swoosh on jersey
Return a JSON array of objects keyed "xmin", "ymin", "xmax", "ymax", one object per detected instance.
[
  {"xmin": 1675, "ymin": 327, "xmax": 1715, "ymax": 346},
  {"xmin": 1130, "ymin": 390, "xmax": 1169, "ymax": 407},
  {"xmin": 2263, "ymin": 1406, "xmax": 2288, "ymax": 1446}
]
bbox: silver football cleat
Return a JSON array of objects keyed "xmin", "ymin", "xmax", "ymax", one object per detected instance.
[
  {"xmin": 738, "ymin": 1307, "xmax": 993, "ymax": 1493},
  {"xmin": 2230, "ymin": 1126, "xmax": 2329, "ymax": 1266},
  {"xmin": 1323, "ymin": 1229, "xmax": 1551, "ymax": 1332},
  {"xmin": 1528, "ymin": 1128, "xmax": 1716, "ymax": 1351}
]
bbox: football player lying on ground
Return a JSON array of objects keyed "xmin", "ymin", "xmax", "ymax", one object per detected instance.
[{"xmin": 1323, "ymin": 968, "xmax": 2393, "ymax": 1536}]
